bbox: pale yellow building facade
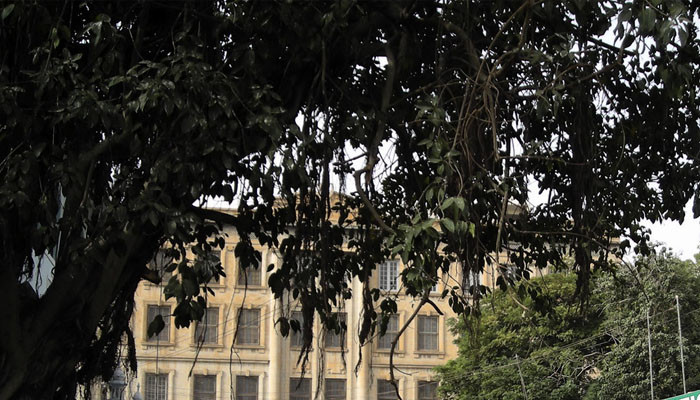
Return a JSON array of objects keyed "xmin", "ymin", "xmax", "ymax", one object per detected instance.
[{"xmin": 110, "ymin": 224, "xmax": 516, "ymax": 400}]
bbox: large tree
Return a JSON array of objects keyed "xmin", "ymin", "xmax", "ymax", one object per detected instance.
[
  {"xmin": 1, "ymin": 1, "xmax": 699, "ymax": 399},
  {"xmin": 436, "ymin": 251, "xmax": 700, "ymax": 400},
  {"xmin": 587, "ymin": 251, "xmax": 700, "ymax": 399},
  {"xmin": 436, "ymin": 273, "xmax": 607, "ymax": 400}
]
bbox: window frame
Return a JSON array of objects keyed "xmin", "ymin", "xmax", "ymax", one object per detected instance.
[
  {"xmin": 194, "ymin": 306, "xmax": 220, "ymax": 345},
  {"xmin": 199, "ymin": 249, "xmax": 223, "ymax": 286},
  {"xmin": 324, "ymin": 378, "xmax": 346, "ymax": 400},
  {"xmin": 145, "ymin": 305, "xmax": 171, "ymax": 344},
  {"xmin": 463, "ymin": 269, "xmax": 482, "ymax": 296},
  {"xmin": 377, "ymin": 379, "xmax": 399, "ymax": 400},
  {"xmin": 416, "ymin": 315, "xmax": 439, "ymax": 352},
  {"xmin": 378, "ymin": 260, "xmax": 399, "ymax": 292},
  {"xmin": 324, "ymin": 312, "xmax": 346, "ymax": 350},
  {"xmin": 417, "ymin": 381, "xmax": 438, "ymax": 400},
  {"xmin": 235, "ymin": 376, "xmax": 258, "ymax": 400},
  {"xmin": 192, "ymin": 374, "xmax": 217, "ymax": 400},
  {"xmin": 237, "ymin": 258, "xmax": 262, "ymax": 287},
  {"xmin": 144, "ymin": 372, "xmax": 169, "ymax": 400},
  {"xmin": 290, "ymin": 310, "xmax": 305, "ymax": 348},
  {"xmin": 377, "ymin": 314, "xmax": 399, "ymax": 351},
  {"xmin": 146, "ymin": 249, "xmax": 176, "ymax": 286},
  {"xmin": 235, "ymin": 308, "xmax": 261, "ymax": 346},
  {"xmin": 290, "ymin": 377, "xmax": 311, "ymax": 400}
]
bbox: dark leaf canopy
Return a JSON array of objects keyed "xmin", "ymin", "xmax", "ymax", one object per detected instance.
[{"xmin": 1, "ymin": 1, "xmax": 699, "ymax": 398}]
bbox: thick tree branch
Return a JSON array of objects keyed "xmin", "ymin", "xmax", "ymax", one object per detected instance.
[{"xmin": 389, "ymin": 288, "xmax": 431, "ymax": 400}]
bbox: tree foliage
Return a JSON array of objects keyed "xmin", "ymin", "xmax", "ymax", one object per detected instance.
[
  {"xmin": 437, "ymin": 273, "xmax": 606, "ymax": 400},
  {"xmin": 1, "ymin": 0, "xmax": 700, "ymax": 398},
  {"xmin": 588, "ymin": 251, "xmax": 700, "ymax": 399},
  {"xmin": 437, "ymin": 252, "xmax": 700, "ymax": 400}
]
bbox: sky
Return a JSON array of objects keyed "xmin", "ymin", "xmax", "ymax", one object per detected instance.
[{"xmin": 643, "ymin": 199, "xmax": 699, "ymax": 261}]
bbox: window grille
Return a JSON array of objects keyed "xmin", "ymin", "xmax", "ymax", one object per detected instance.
[
  {"xmin": 379, "ymin": 261, "xmax": 399, "ymax": 291},
  {"xmin": 417, "ymin": 381, "xmax": 438, "ymax": 400},
  {"xmin": 324, "ymin": 312, "xmax": 346, "ymax": 349},
  {"xmin": 325, "ymin": 379, "xmax": 346, "ymax": 400},
  {"xmin": 236, "ymin": 308, "xmax": 260, "ymax": 345},
  {"xmin": 146, "ymin": 305, "xmax": 171, "ymax": 342},
  {"xmin": 235, "ymin": 376, "xmax": 257, "ymax": 400},
  {"xmin": 145, "ymin": 373, "xmax": 168, "ymax": 400},
  {"xmin": 195, "ymin": 307, "xmax": 219, "ymax": 344},
  {"xmin": 290, "ymin": 311, "xmax": 304, "ymax": 348},
  {"xmin": 378, "ymin": 315, "xmax": 399, "ymax": 350},
  {"xmin": 193, "ymin": 375, "xmax": 216, "ymax": 400},
  {"xmin": 417, "ymin": 316, "xmax": 438, "ymax": 351},
  {"xmin": 290, "ymin": 377, "xmax": 311, "ymax": 400},
  {"xmin": 377, "ymin": 380, "xmax": 399, "ymax": 400},
  {"xmin": 238, "ymin": 259, "xmax": 261, "ymax": 286}
]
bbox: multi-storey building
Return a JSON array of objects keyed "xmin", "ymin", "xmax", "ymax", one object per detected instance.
[{"xmin": 103, "ymin": 216, "xmax": 525, "ymax": 400}]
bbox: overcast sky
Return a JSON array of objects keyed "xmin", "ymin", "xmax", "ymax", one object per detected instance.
[{"xmin": 643, "ymin": 199, "xmax": 699, "ymax": 261}]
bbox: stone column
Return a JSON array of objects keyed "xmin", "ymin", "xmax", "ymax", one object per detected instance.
[
  {"xmin": 352, "ymin": 277, "xmax": 371, "ymax": 400},
  {"xmin": 268, "ymin": 295, "xmax": 286, "ymax": 399},
  {"xmin": 267, "ymin": 251, "xmax": 285, "ymax": 400},
  {"xmin": 310, "ymin": 324, "xmax": 320, "ymax": 399}
]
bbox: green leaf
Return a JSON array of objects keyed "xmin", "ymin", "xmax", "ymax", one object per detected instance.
[
  {"xmin": 147, "ymin": 314, "xmax": 165, "ymax": 338},
  {"xmin": 678, "ymin": 25, "xmax": 689, "ymax": 47},
  {"xmin": 441, "ymin": 218, "xmax": 455, "ymax": 233},
  {"xmin": 618, "ymin": 7, "xmax": 632, "ymax": 22},
  {"xmin": 468, "ymin": 222, "xmax": 476, "ymax": 237},
  {"xmin": 183, "ymin": 277, "xmax": 199, "ymax": 296},
  {"xmin": 453, "ymin": 197, "xmax": 465, "ymax": 212},
  {"xmin": 640, "ymin": 8, "xmax": 656, "ymax": 35},
  {"xmin": 622, "ymin": 34, "xmax": 635, "ymax": 48},
  {"xmin": 2, "ymin": 4, "xmax": 14, "ymax": 20},
  {"xmin": 440, "ymin": 197, "xmax": 455, "ymax": 211},
  {"xmin": 279, "ymin": 317, "xmax": 290, "ymax": 337},
  {"xmin": 669, "ymin": 3, "xmax": 685, "ymax": 18}
]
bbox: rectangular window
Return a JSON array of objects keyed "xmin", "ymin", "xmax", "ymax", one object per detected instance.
[
  {"xmin": 502, "ymin": 263, "xmax": 522, "ymax": 282},
  {"xmin": 148, "ymin": 250, "xmax": 174, "ymax": 284},
  {"xmin": 377, "ymin": 380, "xmax": 399, "ymax": 400},
  {"xmin": 195, "ymin": 307, "xmax": 219, "ymax": 344},
  {"xmin": 417, "ymin": 316, "xmax": 438, "ymax": 351},
  {"xmin": 145, "ymin": 373, "xmax": 168, "ymax": 400},
  {"xmin": 290, "ymin": 378, "xmax": 311, "ymax": 400},
  {"xmin": 378, "ymin": 315, "xmax": 399, "ymax": 350},
  {"xmin": 417, "ymin": 381, "xmax": 438, "ymax": 400},
  {"xmin": 290, "ymin": 311, "xmax": 304, "ymax": 348},
  {"xmin": 325, "ymin": 379, "xmax": 346, "ymax": 400},
  {"xmin": 197, "ymin": 250, "xmax": 221, "ymax": 284},
  {"xmin": 463, "ymin": 270, "xmax": 481, "ymax": 296},
  {"xmin": 236, "ymin": 308, "xmax": 260, "ymax": 345},
  {"xmin": 146, "ymin": 305, "xmax": 171, "ymax": 343},
  {"xmin": 379, "ymin": 261, "xmax": 399, "ymax": 291},
  {"xmin": 193, "ymin": 375, "xmax": 216, "ymax": 400},
  {"xmin": 238, "ymin": 259, "xmax": 261, "ymax": 286},
  {"xmin": 235, "ymin": 376, "xmax": 258, "ymax": 400},
  {"xmin": 324, "ymin": 312, "xmax": 346, "ymax": 349}
]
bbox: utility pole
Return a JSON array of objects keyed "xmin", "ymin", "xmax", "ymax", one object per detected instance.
[
  {"xmin": 676, "ymin": 295, "xmax": 687, "ymax": 394},
  {"xmin": 647, "ymin": 308, "xmax": 655, "ymax": 400},
  {"xmin": 515, "ymin": 354, "xmax": 529, "ymax": 400}
]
